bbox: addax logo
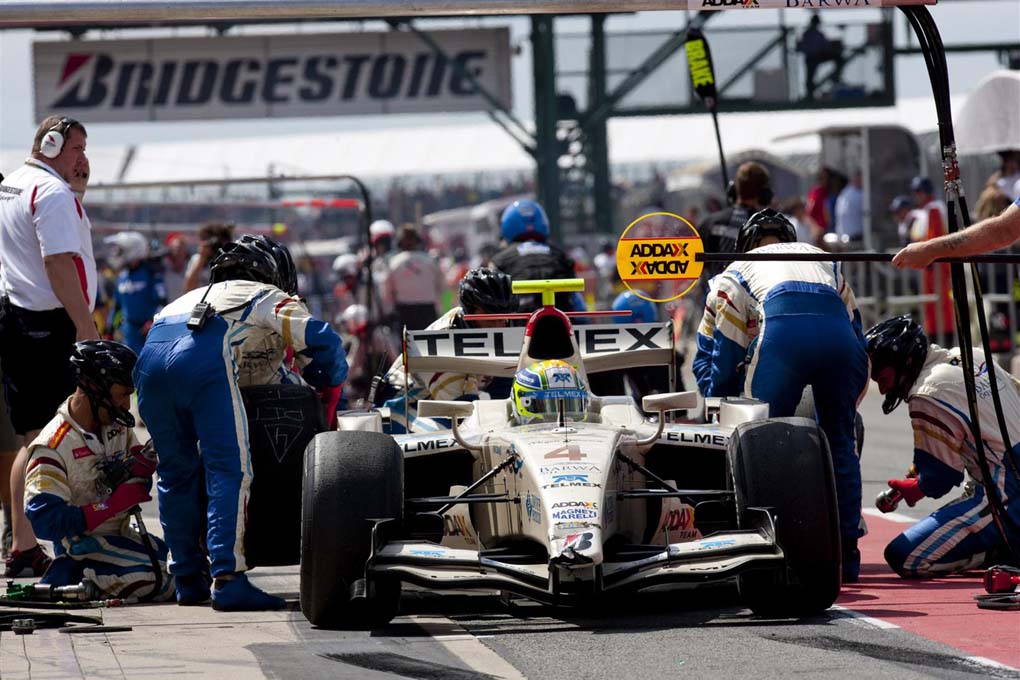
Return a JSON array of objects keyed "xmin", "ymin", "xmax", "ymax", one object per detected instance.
[
  {"xmin": 702, "ymin": 0, "xmax": 758, "ymax": 6},
  {"xmin": 615, "ymin": 212, "xmax": 704, "ymax": 303}
]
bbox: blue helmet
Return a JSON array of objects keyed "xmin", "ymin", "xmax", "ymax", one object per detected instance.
[
  {"xmin": 612, "ymin": 291, "xmax": 657, "ymax": 324},
  {"xmin": 501, "ymin": 200, "xmax": 549, "ymax": 243}
]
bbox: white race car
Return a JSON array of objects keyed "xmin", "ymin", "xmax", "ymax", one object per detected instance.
[{"xmin": 299, "ymin": 280, "xmax": 842, "ymax": 628}]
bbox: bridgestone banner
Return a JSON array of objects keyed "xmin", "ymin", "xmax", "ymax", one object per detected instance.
[{"xmin": 33, "ymin": 28, "xmax": 511, "ymax": 123}]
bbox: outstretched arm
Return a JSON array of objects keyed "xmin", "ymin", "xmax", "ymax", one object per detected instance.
[{"xmin": 892, "ymin": 201, "xmax": 1020, "ymax": 269}]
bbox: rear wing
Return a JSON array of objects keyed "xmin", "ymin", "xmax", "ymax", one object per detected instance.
[{"xmin": 404, "ymin": 322, "xmax": 673, "ymax": 378}]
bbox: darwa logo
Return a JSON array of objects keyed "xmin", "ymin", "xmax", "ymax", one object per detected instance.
[{"xmin": 615, "ymin": 212, "xmax": 704, "ymax": 303}]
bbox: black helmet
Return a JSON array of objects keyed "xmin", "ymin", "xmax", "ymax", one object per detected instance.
[
  {"xmin": 210, "ymin": 235, "xmax": 280, "ymax": 287},
  {"xmin": 736, "ymin": 208, "xmax": 797, "ymax": 253},
  {"xmin": 459, "ymin": 268, "xmax": 517, "ymax": 314},
  {"xmin": 865, "ymin": 315, "xmax": 929, "ymax": 414},
  {"xmin": 70, "ymin": 340, "xmax": 138, "ymax": 427},
  {"xmin": 241, "ymin": 235, "xmax": 297, "ymax": 295}
]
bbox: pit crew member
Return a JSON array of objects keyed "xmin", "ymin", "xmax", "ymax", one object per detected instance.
[
  {"xmin": 693, "ymin": 208, "xmax": 868, "ymax": 581},
  {"xmin": 490, "ymin": 200, "xmax": 582, "ymax": 313},
  {"xmin": 24, "ymin": 341, "xmax": 172, "ymax": 600},
  {"xmin": 105, "ymin": 232, "xmax": 167, "ymax": 354},
  {"xmin": 135, "ymin": 236, "xmax": 347, "ymax": 610},
  {"xmin": 866, "ymin": 316, "xmax": 1020, "ymax": 577},
  {"xmin": 378, "ymin": 268, "xmax": 516, "ymax": 433}
]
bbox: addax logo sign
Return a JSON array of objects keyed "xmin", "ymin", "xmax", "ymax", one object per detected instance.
[
  {"xmin": 615, "ymin": 212, "xmax": 704, "ymax": 303},
  {"xmin": 33, "ymin": 29, "xmax": 511, "ymax": 123}
]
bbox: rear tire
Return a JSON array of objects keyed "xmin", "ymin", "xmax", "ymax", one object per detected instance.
[
  {"xmin": 300, "ymin": 430, "xmax": 403, "ymax": 628},
  {"xmin": 729, "ymin": 417, "xmax": 841, "ymax": 616}
]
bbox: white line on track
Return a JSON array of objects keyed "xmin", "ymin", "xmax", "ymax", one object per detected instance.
[
  {"xmin": 965, "ymin": 656, "xmax": 1020, "ymax": 672},
  {"xmin": 830, "ymin": 605, "xmax": 901, "ymax": 629},
  {"xmin": 408, "ymin": 614, "xmax": 526, "ymax": 679},
  {"xmin": 863, "ymin": 508, "xmax": 917, "ymax": 524}
]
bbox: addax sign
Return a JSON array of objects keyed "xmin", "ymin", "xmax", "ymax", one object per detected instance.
[{"xmin": 33, "ymin": 29, "xmax": 511, "ymax": 123}]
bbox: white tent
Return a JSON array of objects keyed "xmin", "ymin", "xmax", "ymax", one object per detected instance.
[{"xmin": 954, "ymin": 70, "xmax": 1020, "ymax": 156}]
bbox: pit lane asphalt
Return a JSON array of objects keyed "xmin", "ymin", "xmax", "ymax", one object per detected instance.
[{"xmin": 3, "ymin": 391, "xmax": 1013, "ymax": 680}]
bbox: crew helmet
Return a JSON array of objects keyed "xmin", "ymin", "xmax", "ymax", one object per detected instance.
[
  {"xmin": 210, "ymin": 235, "xmax": 280, "ymax": 288},
  {"xmin": 865, "ymin": 315, "xmax": 929, "ymax": 414},
  {"xmin": 369, "ymin": 219, "xmax": 396, "ymax": 245},
  {"xmin": 512, "ymin": 360, "xmax": 588, "ymax": 424},
  {"xmin": 458, "ymin": 268, "xmax": 517, "ymax": 314},
  {"xmin": 340, "ymin": 304, "xmax": 369, "ymax": 334},
  {"xmin": 611, "ymin": 291, "xmax": 657, "ymax": 324},
  {"xmin": 104, "ymin": 231, "xmax": 149, "ymax": 264},
  {"xmin": 69, "ymin": 340, "xmax": 138, "ymax": 427},
  {"xmin": 736, "ymin": 208, "xmax": 798, "ymax": 253},
  {"xmin": 500, "ymin": 200, "xmax": 549, "ymax": 243},
  {"xmin": 240, "ymin": 235, "xmax": 297, "ymax": 295},
  {"xmin": 332, "ymin": 253, "xmax": 360, "ymax": 278}
]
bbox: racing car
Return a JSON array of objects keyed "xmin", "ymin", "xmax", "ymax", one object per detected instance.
[{"xmin": 298, "ymin": 279, "xmax": 843, "ymax": 628}]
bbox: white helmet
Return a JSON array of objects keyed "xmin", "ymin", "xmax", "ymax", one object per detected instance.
[
  {"xmin": 104, "ymin": 231, "xmax": 149, "ymax": 264},
  {"xmin": 340, "ymin": 304, "xmax": 369, "ymax": 333},
  {"xmin": 332, "ymin": 253, "xmax": 359, "ymax": 277},
  {"xmin": 369, "ymin": 220, "xmax": 395, "ymax": 244}
]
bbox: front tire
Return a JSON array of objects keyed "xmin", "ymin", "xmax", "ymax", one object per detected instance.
[
  {"xmin": 729, "ymin": 417, "xmax": 841, "ymax": 616},
  {"xmin": 300, "ymin": 430, "xmax": 403, "ymax": 628}
]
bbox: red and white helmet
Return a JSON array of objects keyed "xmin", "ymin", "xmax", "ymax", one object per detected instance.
[{"xmin": 369, "ymin": 220, "xmax": 395, "ymax": 245}]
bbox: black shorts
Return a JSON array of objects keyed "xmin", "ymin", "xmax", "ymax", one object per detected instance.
[{"xmin": 0, "ymin": 302, "xmax": 76, "ymax": 435}]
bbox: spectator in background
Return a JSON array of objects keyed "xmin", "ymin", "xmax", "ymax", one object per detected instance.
[
  {"xmin": 834, "ymin": 170, "xmax": 865, "ymax": 244},
  {"xmin": 907, "ymin": 176, "xmax": 954, "ymax": 347},
  {"xmin": 784, "ymin": 197, "xmax": 823, "ymax": 245},
  {"xmin": 909, "ymin": 176, "xmax": 948, "ymax": 241},
  {"xmin": 383, "ymin": 225, "xmax": 444, "ymax": 332},
  {"xmin": 162, "ymin": 233, "xmax": 189, "ymax": 301},
  {"xmin": 975, "ymin": 185, "xmax": 1012, "ymax": 223},
  {"xmin": 797, "ymin": 15, "xmax": 845, "ymax": 100},
  {"xmin": 893, "ymin": 196, "xmax": 1020, "ymax": 269},
  {"xmin": 367, "ymin": 219, "xmax": 396, "ymax": 322},
  {"xmin": 182, "ymin": 222, "xmax": 233, "ymax": 293},
  {"xmin": 104, "ymin": 232, "xmax": 166, "ymax": 354},
  {"xmin": 0, "ymin": 116, "xmax": 99, "ymax": 577},
  {"xmin": 889, "ymin": 195, "xmax": 916, "ymax": 247},
  {"xmin": 990, "ymin": 150, "xmax": 1020, "ymax": 202},
  {"xmin": 805, "ymin": 167, "xmax": 833, "ymax": 233}
]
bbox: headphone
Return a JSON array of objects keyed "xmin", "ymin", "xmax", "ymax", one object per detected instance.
[{"xmin": 39, "ymin": 117, "xmax": 76, "ymax": 159}]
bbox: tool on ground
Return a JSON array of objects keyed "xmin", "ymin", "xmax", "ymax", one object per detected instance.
[
  {"xmin": 11, "ymin": 618, "xmax": 35, "ymax": 635},
  {"xmin": 983, "ymin": 565, "xmax": 1020, "ymax": 594}
]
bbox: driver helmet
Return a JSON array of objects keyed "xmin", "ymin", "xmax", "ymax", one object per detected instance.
[
  {"xmin": 736, "ymin": 208, "xmax": 797, "ymax": 253},
  {"xmin": 69, "ymin": 340, "xmax": 138, "ymax": 428},
  {"xmin": 512, "ymin": 360, "xmax": 588, "ymax": 424},
  {"xmin": 864, "ymin": 315, "xmax": 929, "ymax": 414}
]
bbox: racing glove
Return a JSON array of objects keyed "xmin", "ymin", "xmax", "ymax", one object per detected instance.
[
  {"xmin": 82, "ymin": 482, "xmax": 151, "ymax": 532},
  {"xmin": 320, "ymin": 385, "xmax": 343, "ymax": 429},
  {"xmin": 888, "ymin": 478, "xmax": 925, "ymax": 507},
  {"xmin": 130, "ymin": 443, "xmax": 158, "ymax": 478}
]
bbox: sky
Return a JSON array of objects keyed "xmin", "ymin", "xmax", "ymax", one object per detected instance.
[{"xmin": 0, "ymin": 1, "xmax": 1017, "ymax": 157}]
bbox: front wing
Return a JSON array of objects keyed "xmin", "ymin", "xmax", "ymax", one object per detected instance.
[{"xmin": 369, "ymin": 510, "xmax": 783, "ymax": 605}]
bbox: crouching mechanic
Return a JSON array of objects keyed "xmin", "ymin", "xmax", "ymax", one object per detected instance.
[
  {"xmin": 377, "ymin": 268, "xmax": 516, "ymax": 432},
  {"xmin": 866, "ymin": 316, "xmax": 1020, "ymax": 577},
  {"xmin": 24, "ymin": 341, "xmax": 172, "ymax": 600},
  {"xmin": 135, "ymin": 236, "xmax": 347, "ymax": 610},
  {"xmin": 693, "ymin": 208, "xmax": 869, "ymax": 581}
]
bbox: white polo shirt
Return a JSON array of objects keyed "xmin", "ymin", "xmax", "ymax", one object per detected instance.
[{"xmin": 0, "ymin": 159, "xmax": 96, "ymax": 312}]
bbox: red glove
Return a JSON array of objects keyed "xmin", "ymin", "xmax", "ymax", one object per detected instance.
[
  {"xmin": 82, "ymin": 482, "xmax": 151, "ymax": 532},
  {"xmin": 888, "ymin": 478, "xmax": 925, "ymax": 507},
  {"xmin": 130, "ymin": 444, "xmax": 157, "ymax": 478},
  {"xmin": 320, "ymin": 385, "xmax": 342, "ymax": 429}
]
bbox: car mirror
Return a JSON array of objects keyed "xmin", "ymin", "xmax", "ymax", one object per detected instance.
[
  {"xmin": 642, "ymin": 391, "xmax": 698, "ymax": 414},
  {"xmin": 417, "ymin": 400, "xmax": 474, "ymax": 420}
]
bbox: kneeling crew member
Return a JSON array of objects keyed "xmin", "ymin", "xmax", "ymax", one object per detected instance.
[{"xmin": 24, "ymin": 341, "xmax": 172, "ymax": 600}]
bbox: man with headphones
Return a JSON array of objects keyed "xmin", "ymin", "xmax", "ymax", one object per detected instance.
[
  {"xmin": 0, "ymin": 115, "xmax": 99, "ymax": 577},
  {"xmin": 697, "ymin": 162, "xmax": 774, "ymax": 291}
]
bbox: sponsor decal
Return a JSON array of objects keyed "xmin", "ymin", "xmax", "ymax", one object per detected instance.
[
  {"xmin": 525, "ymin": 491, "xmax": 542, "ymax": 523},
  {"xmin": 551, "ymin": 501, "xmax": 598, "ymax": 509},
  {"xmin": 71, "ymin": 446, "xmax": 94, "ymax": 459},
  {"xmin": 552, "ymin": 508, "xmax": 598, "ymax": 521},
  {"xmin": 543, "ymin": 482, "xmax": 601, "ymax": 489},
  {"xmin": 699, "ymin": 538, "xmax": 736, "ymax": 549},
  {"xmin": 551, "ymin": 474, "xmax": 589, "ymax": 484},
  {"xmin": 662, "ymin": 430, "xmax": 727, "ymax": 448},
  {"xmin": 540, "ymin": 464, "xmax": 601, "ymax": 475},
  {"xmin": 401, "ymin": 436, "xmax": 458, "ymax": 453},
  {"xmin": 409, "ymin": 548, "xmax": 446, "ymax": 557},
  {"xmin": 561, "ymin": 531, "xmax": 594, "ymax": 550},
  {"xmin": 785, "ymin": 0, "xmax": 870, "ymax": 5},
  {"xmin": 556, "ymin": 522, "xmax": 599, "ymax": 530},
  {"xmin": 616, "ymin": 213, "xmax": 704, "ymax": 303},
  {"xmin": 702, "ymin": 0, "xmax": 758, "ymax": 6}
]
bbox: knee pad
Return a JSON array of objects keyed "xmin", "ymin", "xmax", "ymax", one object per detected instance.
[{"xmin": 884, "ymin": 535, "xmax": 920, "ymax": 579}]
